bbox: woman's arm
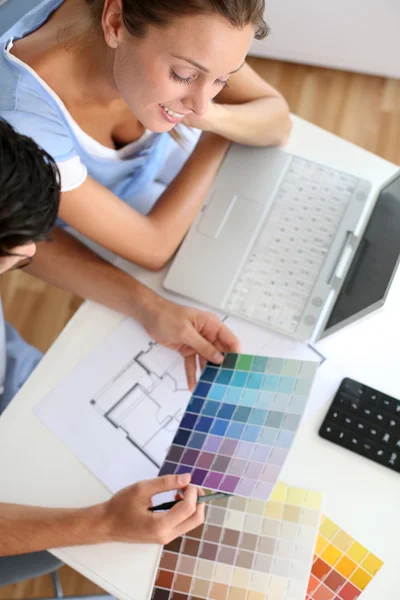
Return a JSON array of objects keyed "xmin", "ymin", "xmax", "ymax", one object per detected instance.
[
  {"xmin": 184, "ymin": 63, "xmax": 292, "ymax": 147},
  {"xmin": 59, "ymin": 132, "xmax": 230, "ymax": 270},
  {"xmin": 60, "ymin": 66, "xmax": 289, "ymax": 268}
]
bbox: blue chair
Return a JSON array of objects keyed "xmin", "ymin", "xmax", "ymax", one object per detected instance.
[{"xmin": 0, "ymin": 551, "xmax": 112, "ymax": 599}]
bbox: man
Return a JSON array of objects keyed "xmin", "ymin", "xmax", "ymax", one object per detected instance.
[{"xmin": 0, "ymin": 119, "xmax": 238, "ymax": 562}]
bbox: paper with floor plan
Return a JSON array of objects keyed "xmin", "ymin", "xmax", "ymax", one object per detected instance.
[{"xmin": 35, "ymin": 316, "xmax": 318, "ymax": 494}]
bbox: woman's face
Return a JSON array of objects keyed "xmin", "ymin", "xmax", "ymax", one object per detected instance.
[{"xmin": 108, "ymin": 12, "xmax": 255, "ymax": 131}]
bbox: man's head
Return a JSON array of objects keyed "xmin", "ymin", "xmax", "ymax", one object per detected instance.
[{"xmin": 0, "ymin": 120, "xmax": 60, "ymax": 275}]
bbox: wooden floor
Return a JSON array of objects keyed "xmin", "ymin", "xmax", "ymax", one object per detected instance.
[{"xmin": 1, "ymin": 57, "xmax": 399, "ymax": 598}]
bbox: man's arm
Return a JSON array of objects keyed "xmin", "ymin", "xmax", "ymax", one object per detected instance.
[
  {"xmin": 26, "ymin": 226, "xmax": 159, "ymax": 326},
  {"xmin": 0, "ymin": 502, "xmax": 105, "ymax": 556},
  {"xmin": 0, "ymin": 474, "xmax": 203, "ymax": 556},
  {"xmin": 26, "ymin": 227, "xmax": 240, "ymax": 389}
]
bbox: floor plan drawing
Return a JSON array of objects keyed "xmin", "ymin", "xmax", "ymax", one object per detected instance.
[
  {"xmin": 90, "ymin": 342, "xmax": 188, "ymax": 468},
  {"xmin": 35, "ymin": 315, "xmax": 318, "ymax": 493}
]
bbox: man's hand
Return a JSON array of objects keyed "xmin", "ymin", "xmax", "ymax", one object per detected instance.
[
  {"xmin": 0, "ymin": 474, "xmax": 204, "ymax": 556},
  {"xmin": 142, "ymin": 296, "xmax": 240, "ymax": 390},
  {"xmin": 28, "ymin": 228, "xmax": 240, "ymax": 389},
  {"xmin": 103, "ymin": 474, "xmax": 204, "ymax": 545}
]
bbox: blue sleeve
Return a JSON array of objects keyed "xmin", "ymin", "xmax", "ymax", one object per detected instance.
[{"xmin": 0, "ymin": 55, "xmax": 77, "ymax": 162}]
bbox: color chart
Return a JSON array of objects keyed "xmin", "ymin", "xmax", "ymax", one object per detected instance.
[
  {"xmin": 307, "ymin": 515, "xmax": 384, "ymax": 600},
  {"xmin": 152, "ymin": 483, "xmax": 323, "ymax": 600},
  {"xmin": 159, "ymin": 353, "xmax": 318, "ymax": 500}
]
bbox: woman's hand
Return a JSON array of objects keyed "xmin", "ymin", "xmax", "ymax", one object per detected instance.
[
  {"xmin": 102, "ymin": 474, "xmax": 205, "ymax": 545},
  {"xmin": 142, "ymin": 295, "xmax": 240, "ymax": 390},
  {"xmin": 181, "ymin": 101, "xmax": 222, "ymax": 132},
  {"xmin": 181, "ymin": 62, "xmax": 292, "ymax": 147}
]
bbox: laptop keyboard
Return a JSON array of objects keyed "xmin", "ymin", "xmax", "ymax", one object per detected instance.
[{"xmin": 225, "ymin": 157, "xmax": 360, "ymax": 333}]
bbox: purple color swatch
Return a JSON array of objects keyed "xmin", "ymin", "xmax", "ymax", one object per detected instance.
[{"xmin": 158, "ymin": 353, "xmax": 317, "ymax": 500}]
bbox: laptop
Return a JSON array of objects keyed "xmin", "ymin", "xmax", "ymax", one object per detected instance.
[{"xmin": 164, "ymin": 145, "xmax": 400, "ymax": 343}]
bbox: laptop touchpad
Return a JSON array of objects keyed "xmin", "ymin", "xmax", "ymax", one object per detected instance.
[{"xmin": 197, "ymin": 191, "xmax": 256, "ymax": 239}]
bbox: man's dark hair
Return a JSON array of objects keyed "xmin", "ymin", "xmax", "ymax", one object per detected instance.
[{"xmin": 0, "ymin": 119, "xmax": 60, "ymax": 256}]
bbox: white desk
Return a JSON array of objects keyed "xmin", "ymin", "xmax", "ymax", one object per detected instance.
[{"xmin": 0, "ymin": 116, "xmax": 399, "ymax": 599}]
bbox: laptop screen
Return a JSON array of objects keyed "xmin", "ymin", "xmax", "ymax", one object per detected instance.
[{"xmin": 324, "ymin": 171, "xmax": 400, "ymax": 331}]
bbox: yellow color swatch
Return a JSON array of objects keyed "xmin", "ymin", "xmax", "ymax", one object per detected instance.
[
  {"xmin": 319, "ymin": 517, "xmax": 340, "ymax": 540},
  {"xmin": 269, "ymin": 482, "xmax": 287, "ymax": 503},
  {"xmin": 336, "ymin": 556, "xmax": 358, "ymax": 578},
  {"xmin": 304, "ymin": 490, "xmax": 323, "ymax": 510},
  {"xmin": 332, "ymin": 529, "xmax": 353, "ymax": 552},
  {"xmin": 361, "ymin": 553, "xmax": 384, "ymax": 576},
  {"xmin": 264, "ymin": 501, "xmax": 283, "ymax": 519},
  {"xmin": 231, "ymin": 568, "xmax": 250, "ymax": 588},
  {"xmin": 312, "ymin": 514, "xmax": 384, "ymax": 596},
  {"xmin": 315, "ymin": 534, "xmax": 328, "ymax": 555},
  {"xmin": 286, "ymin": 486, "xmax": 306, "ymax": 506},
  {"xmin": 321, "ymin": 544, "xmax": 342, "ymax": 567},
  {"xmin": 247, "ymin": 591, "xmax": 265, "ymax": 600},
  {"xmin": 228, "ymin": 587, "xmax": 246, "ymax": 600},
  {"xmin": 350, "ymin": 567, "xmax": 373, "ymax": 590},
  {"xmin": 347, "ymin": 541, "xmax": 369, "ymax": 562}
]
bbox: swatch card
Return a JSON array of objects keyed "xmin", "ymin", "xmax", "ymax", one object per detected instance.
[
  {"xmin": 152, "ymin": 482, "xmax": 324, "ymax": 600},
  {"xmin": 307, "ymin": 515, "xmax": 384, "ymax": 600},
  {"xmin": 159, "ymin": 353, "xmax": 318, "ymax": 500}
]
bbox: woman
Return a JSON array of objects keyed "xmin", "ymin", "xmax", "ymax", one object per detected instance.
[{"xmin": 0, "ymin": 0, "xmax": 291, "ymax": 269}]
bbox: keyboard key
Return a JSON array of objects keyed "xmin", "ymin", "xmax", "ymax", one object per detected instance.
[
  {"xmin": 361, "ymin": 406, "xmax": 374, "ymax": 420},
  {"xmin": 336, "ymin": 393, "xmax": 351, "ymax": 409},
  {"xmin": 343, "ymin": 415, "xmax": 354, "ymax": 429},
  {"xmin": 380, "ymin": 432, "xmax": 392, "ymax": 445},
  {"xmin": 372, "ymin": 410, "xmax": 388, "ymax": 426},
  {"xmin": 388, "ymin": 452, "xmax": 400, "ymax": 470},
  {"xmin": 364, "ymin": 389, "xmax": 380, "ymax": 405},
  {"xmin": 348, "ymin": 436, "xmax": 361, "ymax": 450},
  {"xmin": 320, "ymin": 423, "xmax": 338, "ymax": 441},
  {"xmin": 361, "ymin": 441, "xmax": 375, "ymax": 458},
  {"xmin": 378, "ymin": 394, "xmax": 397, "ymax": 411},
  {"xmin": 355, "ymin": 421, "xmax": 367, "ymax": 433},
  {"xmin": 388, "ymin": 417, "xmax": 400, "ymax": 431},
  {"xmin": 367, "ymin": 425, "xmax": 381, "ymax": 439},
  {"xmin": 375, "ymin": 447, "xmax": 389, "ymax": 465},
  {"xmin": 327, "ymin": 408, "xmax": 343, "ymax": 423},
  {"xmin": 342, "ymin": 378, "xmax": 364, "ymax": 396},
  {"xmin": 337, "ymin": 430, "xmax": 348, "ymax": 445},
  {"xmin": 348, "ymin": 401, "xmax": 361, "ymax": 414}
]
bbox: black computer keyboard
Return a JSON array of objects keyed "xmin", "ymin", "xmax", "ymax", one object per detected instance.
[{"xmin": 319, "ymin": 378, "xmax": 400, "ymax": 473}]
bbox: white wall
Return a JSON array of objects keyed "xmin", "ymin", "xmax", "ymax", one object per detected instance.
[{"xmin": 250, "ymin": 0, "xmax": 400, "ymax": 78}]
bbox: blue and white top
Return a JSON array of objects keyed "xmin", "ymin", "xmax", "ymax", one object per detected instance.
[
  {"xmin": 0, "ymin": 0, "xmax": 172, "ymax": 207},
  {"xmin": 0, "ymin": 304, "xmax": 6, "ymax": 405},
  {"xmin": 0, "ymin": 299, "xmax": 42, "ymax": 414}
]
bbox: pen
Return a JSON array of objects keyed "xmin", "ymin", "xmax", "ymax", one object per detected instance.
[{"xmin": 149, "ymin": 491, "xmax": 230, "ymax": 512}]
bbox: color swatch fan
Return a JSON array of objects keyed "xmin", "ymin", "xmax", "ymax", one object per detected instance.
[
  {"xmin": 307, "ymin": 516, "xmax": 384, "ymax": 600},
  {"xmin": 159, "ymin": 353, "xmax": 318, "ymax": 500},
  {"xmin": 151, "ymin": 482, "xmax": 323, "ymax": 600}
]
